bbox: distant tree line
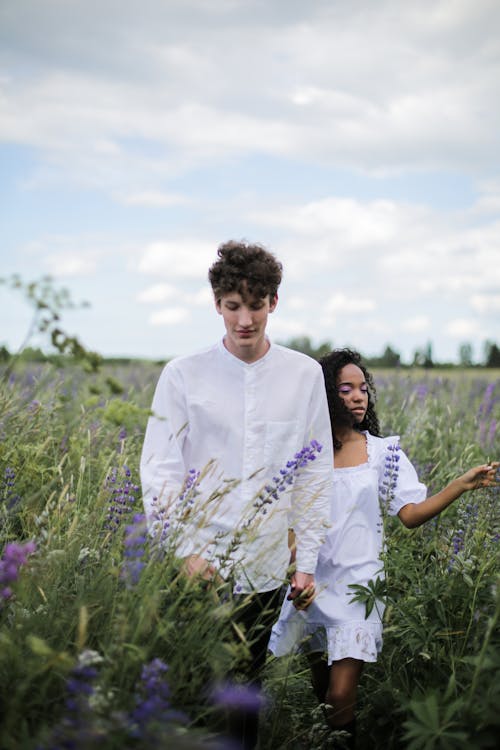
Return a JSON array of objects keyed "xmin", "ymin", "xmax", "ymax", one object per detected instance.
[
  {"xmin": 276, "ymin": 337, "xmax": 500, "ymax": 368},
  {"xmin": 0, "ymin": 346, "xmax": 140, "ymax": 367},
  {"xmin": 1, "ymin": 339, "xmax": 499, "ymax": 368}
]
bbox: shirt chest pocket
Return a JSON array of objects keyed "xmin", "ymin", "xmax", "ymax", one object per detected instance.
[{"xmin": 263, "ymin": 420, "xmax": 300, "ymax": 472}]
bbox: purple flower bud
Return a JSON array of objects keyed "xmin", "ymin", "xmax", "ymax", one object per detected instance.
[{"xmin": 211, "ymin": 681, "xmax": 264, "ymax": 713}]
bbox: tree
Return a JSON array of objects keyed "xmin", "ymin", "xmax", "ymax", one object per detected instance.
[
  {"xmin": 367, "ymin": 345, "xmax": 401, "ymax": 368},
  {"xmin": 0, "ymin": 274, "xmax": 102, "ymax": 382},
  {"xmin": 18, "ymin": 346, "xmax": 48, "ymax": 362},
  {"xmin": 458, "ymin": 342, "xmax": 473, "ymax": 367},
  {"xmin": 484, "ymin": 340, "xmax": 500, "ymax": 368},
  {"xmin": 412, "ymin": 341, "xmax": 434, "ymax": 368},
  {"xmin": 279, "ymin": 336, "xmax": 333, "ymax": 360}
]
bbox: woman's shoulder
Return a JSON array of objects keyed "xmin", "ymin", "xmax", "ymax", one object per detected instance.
[
  {"xmin": 365, "ymin": 431, "xmax": 400, "ymax": 446},
  {"xmin": 365, "ymin": 432, "xmax": 401, "ymax": 465}
]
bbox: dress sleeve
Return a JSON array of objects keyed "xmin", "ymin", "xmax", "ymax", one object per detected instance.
[
  {"xmin": 140, "ymin": 362, "xmax": 189, "ymax": 537},
  {"xmin": 378, "ymin": 438, "xmax": 427, "ymax": 516}
]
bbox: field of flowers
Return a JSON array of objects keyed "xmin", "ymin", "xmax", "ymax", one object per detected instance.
[{"xmin": 1, "ymin": 361, "xmax": 499, "ymax": 749}]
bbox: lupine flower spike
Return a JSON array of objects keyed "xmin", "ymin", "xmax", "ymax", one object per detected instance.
[
  {"xmin": 102, "ymin": 465, "xmax": 140, "ymax": 535},
  {"xmin": 0, "ymin": 540, "xmax": 36, "ymax": 604},
  {"xmin": 129, "ymin": 658, "xmax": 186, "ymax": 739},
  {"xmin": 255, "ymin": 439, "xmax": 323, "ymax": 512},
  {"xmin": 379, "ymin": 443, "xmax": 401, "ymax": 511},
  {"xmin": 120, "ymin": 513, "xmax": 148, "ymax": 588}
]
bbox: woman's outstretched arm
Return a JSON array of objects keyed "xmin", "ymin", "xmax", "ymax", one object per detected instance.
[{"xmin": 398, "ymin": 462, "xmax": 499, "ymax": 529}]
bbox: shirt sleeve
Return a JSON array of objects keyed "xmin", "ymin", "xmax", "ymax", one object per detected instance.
[
  {"xmin": 140, "ymin": 362, "xmax": 189, "ymax": 536},
  {"xmin": 290, "ymin": 365, "xmax": 333, "ymax": 574}
]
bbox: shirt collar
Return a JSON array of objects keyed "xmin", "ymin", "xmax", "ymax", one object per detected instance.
[{"xmin": 217, "ymin": 337, "xmax": 274, "ymax": 367}]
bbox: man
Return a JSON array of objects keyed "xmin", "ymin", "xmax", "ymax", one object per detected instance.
[{"xmin": 140, "ymin": 240, "xmax": 333, "ymax": 747}]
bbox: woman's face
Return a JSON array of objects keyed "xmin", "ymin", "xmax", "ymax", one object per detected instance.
[{"xmin": 336, "ymin": 363, "xmax": 369, "ymax": 425}]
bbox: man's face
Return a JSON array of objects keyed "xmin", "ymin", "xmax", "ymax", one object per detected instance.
[{"xmin": 216, "ymin": 290, "xmax": 278, "ymax": 363}]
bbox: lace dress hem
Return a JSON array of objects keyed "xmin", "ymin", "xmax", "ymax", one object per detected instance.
[{"xmin": 269, "ymin": 616, "xmax": 383, "ymax": 664}]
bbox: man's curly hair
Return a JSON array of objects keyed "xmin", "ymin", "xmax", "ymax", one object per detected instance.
[
  {"xmin": 319, "ymin": 348, "xmax": 381, "ymax": 450},
  {"xmin": 208, "ymin": 240, "xmax": 283, "ymax": 301}
]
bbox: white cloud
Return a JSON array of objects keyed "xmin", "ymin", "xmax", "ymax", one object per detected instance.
[
  {"xmin": 445, "ymin": 318, "xmax": 481, "ymax": 338},
  {"xmin": 469, "ymin": 293, "xmax": 500, "ymax": 313},
  {"xmin": 137, "ymin": 241, "xmax": 216, "ymax": 278},
  {"xmin": 136, "ymin": 283, "xmax": 179, "ymax": 304},
  {"xmin": 251, "ymin": 193, "xmax": 500, "ymax": 321},
  {"xmin": 285, "ymin": 296, "xmax": 307, "ymax": 311},
  {"xmin": 267, "ymin": 316, "xmax": 310, "ymax": 338},
  {"xmin": 44, "ymin": 253, "xmax": 97, "ymax": 277},
  {"xmin": 187, "ymin": 287, "xmax": 213, "ymax": 306},
  {"xmin": 324, "ymin": 293, "xmax": 377, "ymax": 315},
  {"xmin": 469, "ymin": 181, "xmax": 500, "ymax": 215},
  {"xmin": 150, "ymin": 307, "xmax": 189, "ymax": 326},
  {"xmin": 253, "ymin": 197, "xmax": 408, "ymax": 246},
  {"xmin": 401, "ymin": 315, "xmax": 430, "ymax": 333},
  {"xmin": 137, "ymin": 282, "xmax": 212, "ymax": 308},
  {"xmin": 1, "ymin": 0, "xmax": 499, "ymax": 192}
]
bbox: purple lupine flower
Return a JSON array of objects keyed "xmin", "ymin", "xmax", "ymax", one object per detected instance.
[
  {"xmin": 178, "ymin": 468, "xmax": 201, "ymax": 505},
  {"xmin": 1, "ymin": 466, "xmax": 22, "ymax": 510},
  {"xmin": 448, "ymin": 501, "xmax": 479, "ymax": 570},
  {"xmin": 254, "ymin": 439, "xmax": 323, "ymax": 511},
  {"xmin": 0, "ymin": 540, "xmax": 36, "ymax": 603},
  {"xmin": 149, "ymin": 468, "xmax": 201, "ymax": 547},
  {"xmin": 212, "ymin": 440, "xmax": 325, "ymax": 582},
  {"xmin": 120, "ymin": 513, "xmax": 148, "ymax": 588},
  {"xmin": 451, "ymin": 528, "xmax": 465, "ymax": 558},
  {"xmin": 38, "ymin": 650, "xmax": 104, "ymax": 749},
  {"xmin": 28, "ymin": 399, "xmax": 41, "ymax": 414},
  {"xmin": 379, "ymin": 443, "xmax": 401, "ymax": 510},
  {"xmin": 212, "ymin": 440, "xmax": 324, "ymax": 575},
  {"xmin": 129, "ymin": 658, "xmax": 186, "ymax": 739},
  {"xmin": 415, "ymin": 383, "xmax": 429, "ymax": 401},
  {"xmin": 117, "ymin": 427, "xmax": 127, "ymax": 454},
  {"xmin": 102, "ymin": 465, "xmax": 140, "ymax": 535},
  {"xmin": 211, "ymin": 681, "xmax": 264, "ymax": 713},
  {"xmin": 478, "ymin": 420, "xmax": 486, "ymax": 448},
  {"xmin": 477, "ymin": 417, "xmax": 496, "ymax": 450},
  {"xmin": 478, "ymin": 382, "xmax": 496, "ymax": 418}
]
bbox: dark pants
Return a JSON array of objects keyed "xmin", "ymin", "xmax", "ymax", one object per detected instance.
[{"xmin": 225, "ymin": 588, "xmax": 282, "ymax": 749}]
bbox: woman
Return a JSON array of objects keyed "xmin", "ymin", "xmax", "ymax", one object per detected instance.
[{"xmin": 269, "ymin": 348, "xmax": 498, "ymax": 748}]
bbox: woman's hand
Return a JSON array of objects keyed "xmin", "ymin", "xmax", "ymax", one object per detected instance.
[
  {"xmin": 459, "ymin": 462, "xmax": 499, "ymax": 492},
  {"xmin": 288, "ymin": 571, "xmax": 316, "ymax": 610},
  {"xmin": 291, "ymin": 582, "xmax": 316, "ymax": 611}
]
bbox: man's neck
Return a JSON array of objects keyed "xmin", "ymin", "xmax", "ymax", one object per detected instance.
[{"xmin": 222, "ymin": 335, "xmax": 270, "ymax": 363}]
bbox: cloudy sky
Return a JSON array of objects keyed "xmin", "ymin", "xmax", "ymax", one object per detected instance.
[{"xmin": 1, "ymin": 0, "xmax": 499, "ymax": 364}]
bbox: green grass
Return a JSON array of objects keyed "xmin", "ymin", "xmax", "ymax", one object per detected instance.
[{"xmin": 0, "ymin": 363, "xmax": 498, "ymax": 749}]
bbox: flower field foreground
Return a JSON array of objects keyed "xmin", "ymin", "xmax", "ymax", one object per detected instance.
[{"xmin": 0, "ymin": 362, "xmax": 499, "ymax": 749}]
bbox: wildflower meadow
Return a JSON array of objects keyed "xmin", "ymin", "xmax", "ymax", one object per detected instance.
[{"xmin": 0, "ymin": 360, "xmax": 499, "ymax": 749}]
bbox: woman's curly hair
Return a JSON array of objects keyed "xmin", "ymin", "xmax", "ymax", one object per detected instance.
[
  {"xmin": 319, "ymin": 348, "xmax": 381, "ymax": 450},
  {"xmin": 208, "ymin": 240, "xmax": 282, "ymax": 301}
]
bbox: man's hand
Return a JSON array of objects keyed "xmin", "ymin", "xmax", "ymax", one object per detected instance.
[
  {"xmin": 287, "ymin": 571, "xmax": 316, "ymax": 610},
  {"xmin": 181, "ymin": 554, "xmax": 220, "ymax": 583}
]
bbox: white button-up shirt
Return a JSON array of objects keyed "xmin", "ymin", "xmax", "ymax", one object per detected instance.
[{"xmin": 140, "ymin": 339, "xmax": 333, "ymax": 592}]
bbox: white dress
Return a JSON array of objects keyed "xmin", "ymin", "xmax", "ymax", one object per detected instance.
[{"xmin": 268, "ymin": 432, "xmax": 427, "ymax": 664}]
